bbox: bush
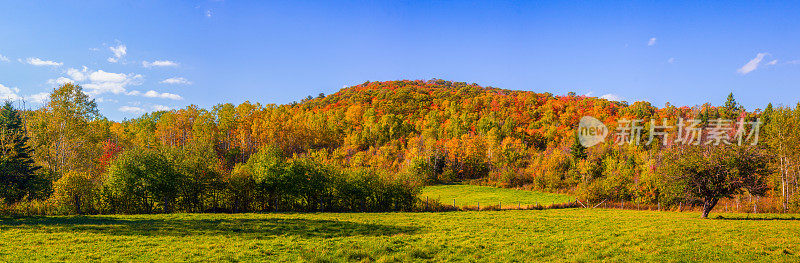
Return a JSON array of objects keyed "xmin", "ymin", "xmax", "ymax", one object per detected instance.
[
  {"xmin": 51, "ymin": 171, "xmax": 97, "ymax": 214},
  {"xmin": 227, "ymin": 163, "xmax": 256, "ymax": 212},
  {"xmin": 236, "ymin": 146, "xmax": 418, "ymax": 212},
  {"xmin": 103, "ymin": 147, "xmax": 223, "ymax": 214},
  {"xmin": 335, "ymin": 169, "xmax": 418, "ymax": 212}
]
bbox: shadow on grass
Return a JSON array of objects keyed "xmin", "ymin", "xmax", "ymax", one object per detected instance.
[
  {"xmin": 714, "ymin": 215, "xmax": 800, "ymax": 221},
  {"xmin": 0, "ymin": 216, "xmax": 418, "ymax": 238}
]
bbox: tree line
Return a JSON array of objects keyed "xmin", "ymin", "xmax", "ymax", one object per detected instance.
[{"xmin": 0, "ymin": 80, "xmax": 793, "ymax": 217}]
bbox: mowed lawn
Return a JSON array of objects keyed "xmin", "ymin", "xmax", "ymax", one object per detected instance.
[
  {"xmin": 421, "ymin": 184, "xmax": 574, "ymax": 207},
  {"xmin": 2, "ymin": 209, "xmax": 800, "ymax": 262}
]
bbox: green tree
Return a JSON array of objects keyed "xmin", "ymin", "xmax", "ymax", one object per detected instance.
[
  {"xmin": 51, "ymin": 171, "xmax": 96, "ymax": 214},
  {"xmin": 663, "ymin": 145, "xmax": 771, "ymax": 218},
  {"xmin": 720, "ymin": 93, "xmax": 740, "ymax": 120},
  {"xmin": 0, "ymin": 101, "xmax": 43, "ymax": 203},
  {"xmin": 570, "ymin": 133, "xmax": 587, "ymax": 160},
  {"xmin": 104, "ymin": 147, "xmax": 185, "ymax": 213},
  {"xmin": 762, "ymin": 103, "xmax": 774, "ymax": 126}
]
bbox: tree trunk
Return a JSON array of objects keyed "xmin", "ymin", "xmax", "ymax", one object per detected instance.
[
  {"xmin": 701, "ymin": 197, "xmax": 719, "ymax": 218},
  {"xmin": 74, "ymin": 194, "xmax": 82, "ymax": 214},
  {"xmin": 782, "ymin": 157, "xmax": 788, "ymax": 213}
]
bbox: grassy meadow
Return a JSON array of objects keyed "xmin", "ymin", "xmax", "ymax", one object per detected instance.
[
  {"xmin": 2, "ymin": 209, "xmax": 799, "ymax": 262},
  {"xmin": 420, "ymin": 184, "xmax": 574, "ymax": 208}
]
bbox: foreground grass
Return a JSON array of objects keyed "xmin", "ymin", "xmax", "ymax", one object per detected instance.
[
  {"xmin": 2, "ymin": 209, "xmax": 799, "ymax": 262},
  {"xmin": 421, "ymin": 184, "xmax": 573, "ymax": 207}
]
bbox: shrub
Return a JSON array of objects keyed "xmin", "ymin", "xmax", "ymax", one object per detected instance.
[
  {"xmin": 51, "ymin": 171, "xmax": 97, "ymax": 214},
  {"xmin": 103, "ymin": 147, "xmax": 223, "ymax": 213},
  {"xmin": 227, "ymin": 163, "xmax": 256, "ymax": 212},
  {"xmin": 336, "ymin": 169, "xmax": 418, "ymax": 212},
  {"xmin": 236, "ymin": 146, "xmax": 418, "ymax": 212}
]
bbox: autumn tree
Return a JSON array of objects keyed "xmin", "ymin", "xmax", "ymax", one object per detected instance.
[
  {"xmin": 28, "ymin": 83, "xmax": 100, "ymax": 175},
  {"xmin": 761, "ymin": 105, "xmax": 800, "ymax": 212}
]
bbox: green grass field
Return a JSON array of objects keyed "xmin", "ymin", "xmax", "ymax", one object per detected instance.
[
  {"xmin": 3, "ymin": 209, "xmax": 799, "ymax": 262},
  {"xmin": 420, "ymin": 184, "xmax": 574, "ymax": 207}
]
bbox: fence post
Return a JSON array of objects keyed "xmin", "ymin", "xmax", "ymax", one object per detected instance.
[
  {"xmin": 754, "ymin": 197, "xmax": 758, "ymax": 214},
  {"xmin": 425, "ymin": 196, "xmax": 428, "ymax": 211},
  {"xmin": 736, "ymin": 197, "xmax": 740, "ymax": 211},
  {"xmin": 478, "ymin": 202, "xmax": 480, "ymax": 211},
  {"xmin": 499, "ymin": 201, "xmax": 502, "ymax": 210},
  {"xmin": 453, "ymin": 198, "xmax": 456, "ymax": 208}
]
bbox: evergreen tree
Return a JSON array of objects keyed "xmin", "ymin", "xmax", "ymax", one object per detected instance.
[
  {"xmin": 762, "ymin": 103, "xmax": 774, "ymax": 126},
  {"xmin": 0, "ymin": 101, "xmax": 42, "ymax": 203},
  {"xmin": 699, "ymin": 103, "xmax": 710, "ymax": 125},
  {"xmin": 570, "ymin": 133, "xmax": 587, "ymax": 160},
  {"xmin": 721, "ymin": 92, "xmax": 740, "ymax": 120}
]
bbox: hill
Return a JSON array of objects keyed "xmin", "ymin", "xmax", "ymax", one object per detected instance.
[{"xmin": 11, "ymin": 80, "xmax": 796, "ymax": 216}]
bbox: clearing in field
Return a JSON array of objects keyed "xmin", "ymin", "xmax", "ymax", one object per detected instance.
[
  {"xmin": 420, "ymin": 184, "xmax": 574, "ymax": 207},
  {"xmin": 2, "ymin": 209, "xmax": 799, "ymax": 262}
]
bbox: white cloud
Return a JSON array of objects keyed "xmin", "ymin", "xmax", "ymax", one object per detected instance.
[
  {"xmin": 94, "ymin": 97, "xmax": 119, "ymax": 103},
  {"xmin": 668, "ymin": 57, "xmax": 675, "ymax": 64},
  {"xmin": 206, "ymin": 10, "xmax": 212, "ymax": 17},
  {"xmin": 119, "ymin": 106, "xmax": 145, "ymax": 113},
  {"xmin": 25, "ymin": 57, "xmax": 63, "ymax": 66},
  {"xmin": 89, "ymin": 70, "xmax": 128, "ymax": 83},
  {"xmin": 27, "ymin": 92, "xmax": 49, "ymax": 104},
  {"xmin": 82, "ymin": 70, "xmax": 144, "ymax": 95},
  {"xmin": 142, "ymin": 90, "xmax": 183, "ymax": 100},
  {"xmin": 737, "ymin": 53, "xmax": 768, "ymax": 75},
  {"xmin": 66, "ymin": 66, "xmax": 89, "ymax": 81},
  {"xmin": 0, "ymin": 83, "xmax": 48, "ymax": 104},
  {"xmin": 51, "ymin": 67, "xmax": 144, "ymax": 96},
  {"xmin": 0, "ymin": 84, "xmax": 22, "ymax": 101},
  {"xmin": 47, "ymin": 77, "xmax": 74, "ymax": 86},
  {"xmin": 600, "ymin": 94, "xmax": 623, "ymax": 101},
  {"xmin": 767, "ymin": 59, "xmax": 778, "ymax": 66},
  {"xmin": 0, "ymin": 54, "xmax": 9, "ymax": 62},
  {"xmin": 107, "ymin": 44, "xmax": 127, "ymax": 63},
  {"xmin": 160, "ymin": 77, "xmax": 191, "ymax": 85},
  {"xmin": 152, "ymin": 105, "xmax": 172, "ymax": 111},
  {"xmin": 142, "ymin": 60, "xmax": 179, "ymax": 68},
  {"xmin": 648, "ymin": 37, "xmax": 657, "ymax": 46}
]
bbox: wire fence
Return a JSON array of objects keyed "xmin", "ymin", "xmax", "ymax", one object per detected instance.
[{"xmin": 416, "ymin": 196, "xmax": 794, "ymax": 214}]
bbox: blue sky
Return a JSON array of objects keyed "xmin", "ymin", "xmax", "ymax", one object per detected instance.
[{"xmin": 1, "ymin": 1, "xmax": 799, "ymax": 120}]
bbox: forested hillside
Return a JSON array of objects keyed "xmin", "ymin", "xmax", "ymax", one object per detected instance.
[{"xmin": 2, "ymin": 79, "xmax": 799, "ymax": 215}]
